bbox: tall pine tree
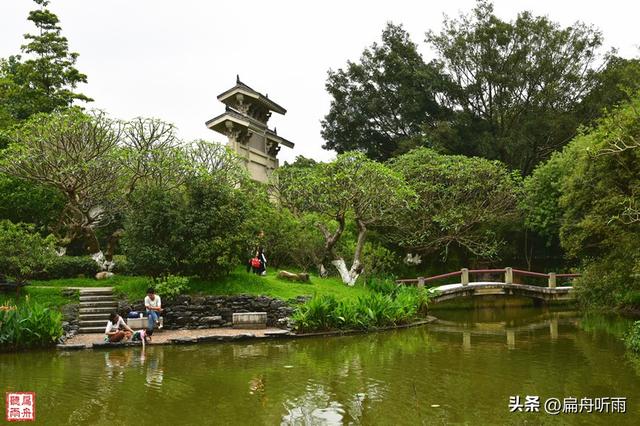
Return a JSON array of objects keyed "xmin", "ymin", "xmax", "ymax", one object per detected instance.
[{"xmin": 0, "ymin": 0, "xmax": 91, "ymax": 124}]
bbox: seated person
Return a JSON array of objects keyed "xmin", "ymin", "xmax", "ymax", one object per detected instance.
[
  {"xmin": 104, "ymin": 312, "xmax": 134, "ymax": 342},
  {"xmin": 144, "ymin": 288, "xmax": 162, "ymax": 331}
]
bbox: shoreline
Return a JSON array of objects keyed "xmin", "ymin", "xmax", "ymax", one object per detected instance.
[{"xmin": 55, "ymin": 316, "xmax": 439, "ymax": 351}]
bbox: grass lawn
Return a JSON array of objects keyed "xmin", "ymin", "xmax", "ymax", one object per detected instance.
[
  {"xmin": 0, "ymin": 287, "xmax": 78, "ymax": 309},
  {"xmin": 30, "ymin": 267, "xmax": 372, "ymax": 303}
]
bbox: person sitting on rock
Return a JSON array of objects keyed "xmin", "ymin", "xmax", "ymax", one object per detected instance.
[
  {"xmin": 104, "ymin": 312, "xmax": 134, "ymax": 342},
  {"xmin": 145, "ymin": 288, "xmax": 163, "ymax": 331}
]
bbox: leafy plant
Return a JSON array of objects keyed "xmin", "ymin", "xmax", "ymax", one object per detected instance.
[
  {"xmin": 291, "ymin": 286, "xmax": 430, "ymax": 333},
  {"xmin": 0, "ymin": 299, "xmax": 63, "ymax": 350},
  {"xmin": 0, "ymin": 220, "xmax": 57, "ymax": 282},
  {"xmin": 625, "ymin": 321, "xmax": 640, "ymax": 353},
  {"xmin": 151, "ymin": 275, "xmax": 189, "ymax": 300}
]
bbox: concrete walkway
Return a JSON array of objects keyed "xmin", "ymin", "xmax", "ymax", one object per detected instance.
[{"xmin": 61, "ymin": 327, "xmax": 289, "ymax": 348}]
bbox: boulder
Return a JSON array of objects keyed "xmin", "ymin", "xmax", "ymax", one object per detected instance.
[
  {"xmin": 277, "ymin": 270, "xmax": 310, "ymax": 283},
  {"xmin": 95, "ymin": 271, "xmax": 114, "ymax": 280}
]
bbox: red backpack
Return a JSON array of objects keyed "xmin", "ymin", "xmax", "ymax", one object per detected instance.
[{"xmin": 250, "ymin": 257, "xmax": 261, "ymax": 268}]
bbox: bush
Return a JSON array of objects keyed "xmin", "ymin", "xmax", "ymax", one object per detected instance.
[
  {"xmin": 0, "ymin": 220, "xmax": 57, "ymax": 282},
  {"xmin": 291, "ymin": 286, "xmax": 430, "ymax": 332},
  {"xmin": 151, "ymin": 275, "xmax": 189, "ymax": 300},
  {"xmin": 625, "ymin": 321, "xmax": 640, "ymax": 353},
  {"xmin": 111, "ymin": 255, "xmax": 133, "ymax": 275},
  {"xmin": 123, "ymin": 179, "xmax": 249, "ymax": 278},
  {"xmin": 36, "ymin": 255, "xmax": 99, "ymax": 279},
  {"xmin": 122, "ymin": 186, "xmax": 186, "ymax": 277},
  {"xmin": 575, "ymin": 251, "xmax": 640, "ymax": 309},
  {"xmin": 0, "ymin": 300, "xmax": 63, "ymax": 350}
]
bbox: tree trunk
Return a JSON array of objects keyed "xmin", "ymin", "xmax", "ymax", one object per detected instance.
[
  {"xmin": 326, "ymin": 219, "xmax": 368, "ymax": 286},
  {"xmin": 318, "ymin": 264, "xmax": 329, "ymax": 277},
  {"xmin": 331, "ymin": 258, "xmax": 360, "ymax": 286}
]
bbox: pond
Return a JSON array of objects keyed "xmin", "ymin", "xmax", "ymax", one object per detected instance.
[{"xmin": 1, "ymin": 305, "xmax": 639, "ymax": 425}]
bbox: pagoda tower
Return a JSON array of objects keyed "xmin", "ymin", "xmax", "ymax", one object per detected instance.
[{"xmin": 205, "ymin": 76, "xmax": 294, "ymax": 183}]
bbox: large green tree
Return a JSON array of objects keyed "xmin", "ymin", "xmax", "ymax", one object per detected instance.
[
  {"xmin": 0, "ymin": 0, "xmax": 91, "ymax": 125},
  {"xmin": 427, "ymin": 0, "xmax": 604, "ymax": 175},
  {"xmin": 523, "ymin": 92, "xmax": 640, "ymax": 308},
  {"xmin": 0, "ymin": 110, "xmax": 193, "ymax": 270},
  {"xmin": 122, "ymin": 142, "xmax": 251, "ymax": 278},
  {"xmin": 321, "ymin": 23, "xmax": 451, "ymax": 161},
  {"xmin": 388, "ymin": 147, "xmax": 522, "ymax": 260},
  {"xmin": 274, "ymin": 152, "xmax": 414, "ymax": 285}
]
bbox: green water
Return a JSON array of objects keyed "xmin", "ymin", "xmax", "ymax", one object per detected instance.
[{"xmin": 2, "ymin": 306, "xmax": 639, "ymax": 425}]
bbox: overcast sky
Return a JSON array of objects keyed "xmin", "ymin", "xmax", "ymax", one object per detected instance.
[{"xmin": 1, "ymin": 0, "xmax": 638, "ymax": 163}]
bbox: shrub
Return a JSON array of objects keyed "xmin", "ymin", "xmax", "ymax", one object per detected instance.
[
  {"xmin": 110, "ymin": 255, "xmax": 133, "ymax": 275},
  {"xmin": 625, "ymin": 321, "xmax": 640, "ymax": 353},
  {"xmin": 37, "ymin": 255, "xmax": 99, "ymax": 279},
  {"xmin": 122, "ymin": 186, "xmax": 186, "ymax": 277},
  {"xmin": 151, "ymin": 275, "xmax": 189, "ymax": 300},
  {"xmin": 123, "ymin": 179, "xmax": 249, "ymax": 278},
  {"xmin": 361, "ymin": 242, "xmax": 400, "ymax": 279},
  {"xmin": 182, "ymin": 179, "xmax": 249, "ymax": 278},
  {"xmin": 0, "ymin": 300, "xmax": 63, "ymax": 350},
  {"xmin": 575, "ymin": 251, "xmax": 640, "ymax": 309},
  {"xmin": 0, "ymin": 220, "xmax": 57, "ymax": 282}
]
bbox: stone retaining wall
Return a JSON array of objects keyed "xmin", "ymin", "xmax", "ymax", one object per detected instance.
[
  {"xmin": 119, "ymin": 294, "xmax": 308, "ymax": 330},
  {"xmin": 60, "ymin": 289, "xmax": 80, "ymax": 342}
]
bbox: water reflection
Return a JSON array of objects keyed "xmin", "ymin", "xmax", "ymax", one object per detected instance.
[
  {"xmin": 431, "ymin": 309, "xmax": 579, "ymax": 349},
  {"xmin": 143, "ymin": 348, "xmax": 164, "ymax": 389},
  {"xmin": 282, "ymin": 379, "xmax": 386, "ymax": 425},
  {"xmin": 2, "ymin": 307, "xmax": 639, "ymax": 425}
]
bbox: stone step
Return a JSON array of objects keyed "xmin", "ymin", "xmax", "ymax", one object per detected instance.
[
  {"xmin": 78, "ymin": 313, "xmax": 111, "ymax": 320},
  {"xmin": 78, "ymin": 326, "xmax": 106, "ymax": 334},
  {"xmin": 79, "ymin": 301, "xmax": 118, "ymax": 308},
  {"xmin": 79, "ymin": 307, "xmax": 115, "ymax": 314},
  {"xmin": 78, "ymin": 288, "xmax": 113, "ymax": 296},
  {"xmin": 79, "ymin": 295, "xmax": 115, "ymax": 302},
  {"xmin": 79, "ymin": 319, "xmax": 108, "ymax": 327}
]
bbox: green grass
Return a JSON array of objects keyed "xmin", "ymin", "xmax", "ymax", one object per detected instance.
[
  {"xmin": 30, "ymin": 267, "xmax": 371, "ymax": 303},
  {"xmin": 0, "ymin": 287, "xmax": 77, "ymax": 309}
]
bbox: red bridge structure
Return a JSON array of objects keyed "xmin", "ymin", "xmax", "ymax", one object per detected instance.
[{"xmin": 396, "ymin": 268, "xmax": 580, "ymax": 303}]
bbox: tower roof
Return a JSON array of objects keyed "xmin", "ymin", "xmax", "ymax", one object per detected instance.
[{"xmin": 217, "ymin": 76, "xmax": 287, "ymax": 115}]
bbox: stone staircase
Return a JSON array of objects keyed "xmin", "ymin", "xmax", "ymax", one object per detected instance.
[{"xmin": 78, "ymin": 287, "xmax": 117, "ymax": 334}]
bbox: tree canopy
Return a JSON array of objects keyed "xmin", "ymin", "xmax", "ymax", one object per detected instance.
[
  {"xmin": 320, "ymin": 1, "xmax": 633, "ymax": 177},
  {"xmin": 0, "ymin": 0, "xmax": 90, "ymax": 126},
  {"xmin": 274, "ymin": 151, "xmax": 414, "ymax": 284},
  {"xmin": 321, "ymin": 23, "xmax": 451, "ymax": 161},
  {"xmin": 388, "ymin": 147, "xmax": 522, "ymax": 259}
]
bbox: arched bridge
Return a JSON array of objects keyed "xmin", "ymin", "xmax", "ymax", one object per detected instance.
[{"xmin": 397, "ymin": 268, "xmax": 578, "ymax": 304}]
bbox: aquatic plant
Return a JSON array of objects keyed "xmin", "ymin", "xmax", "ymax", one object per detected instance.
[
  {"xmin": 0, "ymin": 300, "xmax": 63, "ymax": 350},
  {"xmin": 292, "ymin": 286, "xmax": 430, "ymax": 332}
]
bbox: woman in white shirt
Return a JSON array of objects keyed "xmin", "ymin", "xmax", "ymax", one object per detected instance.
[{"xmin": 104, "ymin": 312, "xmax": 134, "ymax": 342}]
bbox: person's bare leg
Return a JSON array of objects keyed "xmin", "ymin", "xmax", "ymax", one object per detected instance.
[{"xmin": 109, "ymin": 331, "xmax": 125, "ymax": 342}]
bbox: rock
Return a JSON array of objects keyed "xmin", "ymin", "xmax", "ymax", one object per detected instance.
[
  {"xmin": 199, "ymin": 316, "xmax": 223, "ymax": 324},
  {"xmin": 171, "ymin": 337, "xmax": 197, "ymax": 345},
  {"xmin": 277, "ymin": 270, "xmax": 310, "ymax": 283},
  {"xmin": 95, "ymin": 271, "xmax": 114, "ymax": 280},
  {"xmin": 57, "ymin": 344, "xmax": 87, "ymax": 350},
  {"xmin": 61, "ymin": 288, "xmax": 78, "ymax": 297}
]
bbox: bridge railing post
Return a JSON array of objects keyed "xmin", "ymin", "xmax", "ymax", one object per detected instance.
[
  {"xmin": 505, "ymin": 267, "xmax": 513, "ymax": 284},
  {"xmin": 417, "ymin": 277, "xmax": 425, "ymax": 289},
  {"xmin": 461, "ymin": 268, "xmax": 469, "ymax": 286},
  {"xmin": 548, "ymin": 272, "xmax": 556, "ymax": 288}
]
